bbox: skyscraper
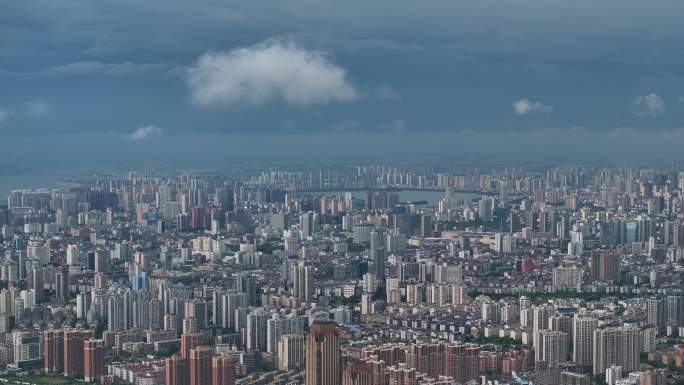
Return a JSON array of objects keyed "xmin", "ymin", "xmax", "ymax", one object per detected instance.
[
  {"xmin": 445, "ymin": 343, "xmax": 480, "ymax": 383},
  {"xmin": 28, "ymin": 267, "xmax": 44, "ymax": 302},
  {"xmin": 63, "ymin": 328, "xmax": 92, "ymax": 378},
  {"xmin": 278, "ymin": 334, "xmax": 305, "ymax": 371},
  {"xmin": 592, "ymin": 326, "xmax": 640, "ymax": 376},
  {"xmin": 536, "ymin": 330, "xmax": 568, "ymax": 364},
  {"xmin": 573, "ymin": 317, "xmax": 598, "ymax": 369},
  {"xmin": 292, "ymin": 263, "xmax": 313, "ymax": 303},
  {"xmin": 165, "ymin": 355, "xmax": 187, "ymax": 385},
  {"xmin": 189, "ymin": 346, "xmax": 213, "ymax": 385},
  {"xmin": 246, "ymin": 308, "xmax": 268, "ymax": 352},
  {"xmin": 211, "ymin": 355, "xmax": 236, "ymax": 385},
  {"xmin": 184, "ymin": 299, "xmax": 209, "ymax": 330},
  {"xmin": 647, "ymin": 298, "xmax": 667, "ymax": 335},
  {"xmin": 591, "ymin": 250, "xmax": 621, "ymax": 283},
  {"xmin": 370, "ymin": 229, "xmax": 386, "ymax": 282},
  {"xmin": 55, "ymin": 265, "xmax": 69, "ymax": 300},
  {"xmin": 83, "ymin": 339, "xmax": 104, "ymax": 382},
  {"xmin": 181, "ymin": 332, "xmax": 202, "ymax": 355},
  {"xmin": 43, "ymin": 329, "xmax": 64, "ymax": 374},
  {"xmin": 306, "ymin": 320, "xmax": 341, "ymax": 385},
  {"xmin": 479, "ymin": 197, "xmax": 493, "ymax": 221}
]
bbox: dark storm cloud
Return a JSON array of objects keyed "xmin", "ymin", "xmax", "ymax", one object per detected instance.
[{"xmin": 2, "ymin": 0, "xmax": 684, "ymax": 164}]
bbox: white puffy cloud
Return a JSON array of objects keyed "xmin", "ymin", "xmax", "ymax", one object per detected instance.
[
  {"xmin": 25, "ymin": 99, "xmax": 49, "ymax": 116},
  {"xmin": 187, "ymin": 39, "xmax": 357, "ymax": 107},
  {"xmin": 512, "ymin": 98, "xmax": 552, "ymax": 115},
  {"xmin": 632, "ymin": 93, "xmax": 665, "ymax": 117},
  {"xmin": 125, "ymin": 125, "xmax": 163, "ymax": 141}
]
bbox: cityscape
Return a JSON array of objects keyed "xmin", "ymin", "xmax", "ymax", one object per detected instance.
[
  {"xmin": 0, "ymin": 165, "xmax": 684, "ymax": 385},
  {"xmin": 4, "ymin": 1, "xmax": 684, "ymax": 385}
]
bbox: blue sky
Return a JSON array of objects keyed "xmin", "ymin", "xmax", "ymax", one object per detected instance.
[{"xmin": 2, "ymin": 0, "xmax": 684, "ymax": 165}]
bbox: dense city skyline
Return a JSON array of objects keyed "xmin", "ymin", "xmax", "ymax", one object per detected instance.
[
  {"xmin": 0, "ymin": 165, "xmax": 683, "ymax": 385},
  {"xmin": 4, "ymin": 1, "xmax": 684, "ymax": 385}
]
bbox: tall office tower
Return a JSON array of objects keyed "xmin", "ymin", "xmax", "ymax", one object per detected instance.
[
  {"xmin": 573, "ymin": 317, "xmax": 598, "ymax": 369},
  {"xmin": 94, "ymin": 249, "xmax": 109, "ymax": 273},
  {"xmin": 501, "ymin": 302, "xmax": 520, "ymax": 325},
  {"xmin": 214, "ymin": 186, "xmax": 234, "ymax": 212},
  {"xmin": 532, "ymin": 306, "xmax": 556, "ymax": 350},
  {"xmin": 666, "ymin": 295, "xmax": 684, "ymax": 326},
  {"xmin": 674, "ymin": 220, "xmax": 684, "ymax": 248},
  {"xmin": 479, "ymin": 197, "xmax": 493, "ymax": 221},
  {"xmin": 107, "ymin": 295, "xmax": 125, "ymax": 332},
  {"xmin": 362, "ymin": 273, "xmax": 377, "ymax": 295},
  {"xmin": 55, "ymin": 265, "xmax": 69, "ymax": 300},
  {"xmin": 191, "ymin": 206, "xmax": 204, "ymax": 229},
  {"xmin": 536, "ymin": 330, "xmax": 568, "ymax": 364},
  {"xmin": 180, "ymin": 192, "xmax": 190, "ymax": 214},
  {"xmin": 445, "ymin": 343, "xmax": 480, "ymax": 383},
  {"xmin": 10, "ymin": 329, "xmax": 42, "ymax": 367},
  {"xmin": 43, "ymin": 329, "xmax": 64, "ymax": 373},
  {"xmin": 83, "ymin": 339, "xmax": 104, "ymax": 382},
  {"xmin": 372, "ymin": 247, "xmax": 387, "ymax": 283},
  {"xmin": 300, "ymin": 211, "xmax": 317, "ymax": 238},
  {"xmin": 212, "ymin": 355, "xmax": 236, "ymax": 385},
  {"xmin": 63, "ymin": 328, "xmax": 92, "ymax": 378},
  {"xmin": 221, "ymin": 292, "xmax": 247, "ymax": 329},
  {"xmin": 306, "ymin": 320, "xmax": 341, "ymax": 385},
  {"xmin": 591, "ymin": 251, "xmax": 621, "ymax": 283},
  {"xmin": 369, "ymin": 228, "xmax": 383, "ymax": 268},
  {"xmin": 267, "ymin": 314, "xmax": 305, "ymax": 355},
  {"xmin": 184, "ymin": 299, "xmax": 209, "ymax": 329},
  {"xmin": 246, "ymin": 309, "xmax": 268, "ymax": 352},
  {"xmin": 370, "ymin": 228, "xmax": 387, "ymax": 281},
  {"xmin": 292, "ymin": 263, "xmax": 313, "ymax": 303},
  {"xmin": 647, "ymin": 298, "xmax": 667, "ymax": 335},
  {"xmin": 157, "ymin": 185, "xmax": 172, "ymax": 208},
  {"xmin": 189, "ymin": 346, "xmax": 213, "ymax": 385},
  {"xmin": 66, "ymin": 244, "xmax": 81, "ymax": 266},
  {"xmin": 386, "ymin": 229, "xmax": 407, "ymax": 254},
  {"xmin": 181, "ymin": 332, "xmax": 203, "ymax": 360},
  {"xmin": 28, "ymin": 267, "xmax": 44, "ymax": 302},
  {"xmin": 420, "ymin": 215, "xmax": 432, "ymax": 238},
  {"xmin": 278, "ymin": 334, "xmax": 305, "ymax": 371},
  {"xmin": 592, "ymin": 326, "xmax": 640, "ymax": 376},
  {"xmin": 165, "ymin": 355, "xmax": 187, "ymax": 385},
  {"xmin": 76, "ymin": 293, "xmax": 91, "ymax": 319},
  {"xmin": 343, "ymin": 362, "xmax": 373, "ymax": 385},
  {"xmin": 212, "ymin": 290, "xmax": 224, "ymax": 327},
  {"xmin": 589, "ymin": 249, "xmax": 600, "ymax": 278}
]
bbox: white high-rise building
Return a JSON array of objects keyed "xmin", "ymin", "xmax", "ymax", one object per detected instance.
[
  {"xmin": 292, "ymin": 263, "xmax": 313, "ymax": 303},
  {"xmin": 592, "ymin": 326, "xmax": 640, "ymax": 376},
  {"xmin": 246, "ymin": 309, "xmax": 268, "ymax": 352},
  {"xmin": 278, "ymin": 334, "xmax": 305, "ymax": 371},
  {"xmin": 573, "ymin": 317, "xmax": 598, "ymax": 369}
]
